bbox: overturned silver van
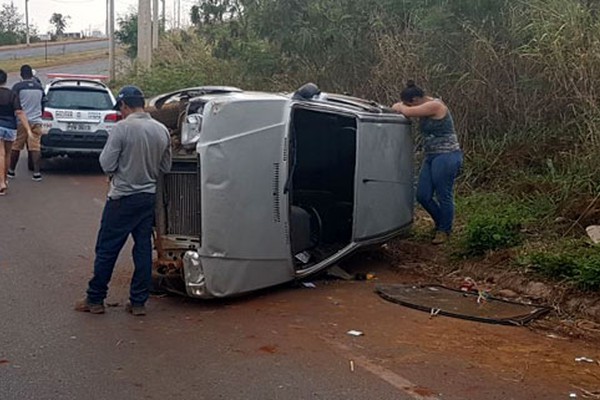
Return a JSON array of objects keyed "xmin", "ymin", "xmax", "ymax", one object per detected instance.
[{"xmin": 152, "ymin": 84, "xmax": 414, "ymax": 298}]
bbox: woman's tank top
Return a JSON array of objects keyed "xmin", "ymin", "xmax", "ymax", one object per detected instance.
[{"xmin": 419, "ymin": 105, "xmax": 460, "ymax": 154}]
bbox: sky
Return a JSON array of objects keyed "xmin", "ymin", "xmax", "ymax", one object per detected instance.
[{"xmin": 3, "ymin": 0, "xmax": 194, "ymax": 35}]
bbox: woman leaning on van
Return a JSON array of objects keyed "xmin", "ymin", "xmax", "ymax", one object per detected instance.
[{"xmin": 392, "ymin": 81, "xmax": 463, "ymax": 244}]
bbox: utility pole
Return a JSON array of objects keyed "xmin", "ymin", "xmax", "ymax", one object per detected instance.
[
  {"xmin": 138, "ymin": 0, "xmax": 152, "ymax": 68},
  {"xmin": 162, "ymin": 0, "xmax": 165, "ymax": 32},
  {"xmin": 25, "ymin": 0, "xmax": 30, "ymax": 46},
  {"xmin": 108, "ymin": 0, "xmax": 116, "ymax": 80},
  {"xmin": 105, "ymin": 0, "xmax": 109, "ymax": 39},
  {"xmin": 152, "ymin": 0, "xmax": 159, "ymax": 49},
  {"xmin": 172, "ymin": 0, "xmax": 177, "ymax": 30}
]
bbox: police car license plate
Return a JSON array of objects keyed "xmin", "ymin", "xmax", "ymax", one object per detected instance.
[{"xmin": 67, "ymin": 123, "xmax": 92, "ymax": 132}]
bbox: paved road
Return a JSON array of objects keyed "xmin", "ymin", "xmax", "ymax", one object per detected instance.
[{"xmin": 0, "ymin": 40, "xmax": 108, "ymax": 61}]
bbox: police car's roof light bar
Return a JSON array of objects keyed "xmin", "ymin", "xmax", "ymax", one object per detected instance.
[{"xmin": 46, "ymin": 73, "xmax": 109, "ymax": 81}]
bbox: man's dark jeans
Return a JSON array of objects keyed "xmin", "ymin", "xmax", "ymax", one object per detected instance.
[{"xmin": 86, "ymin": 192, "xmax": 156, "ymax": 306}]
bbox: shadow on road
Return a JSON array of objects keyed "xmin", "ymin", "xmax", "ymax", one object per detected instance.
[{"xmin": 41, "ymin": 156, "xmax": 104, "ymax": 175}]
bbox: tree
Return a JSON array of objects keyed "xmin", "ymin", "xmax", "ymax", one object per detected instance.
[
  {"xmin": 49, "ymin": 13, "xmax": 70, "ymax": 36},
  {"xmin": 190, "ymin": 0, "xmax": 242, "ymax": 26},
  {"xmin": 115, "ymin": 13, "xmax": 138, "ymax": 58},
  {"xmin": 0, "ymin": 3, "xmax": 27, "ymax": 45}
]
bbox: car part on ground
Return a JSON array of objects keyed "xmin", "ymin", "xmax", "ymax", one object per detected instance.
[{"xmin": 375, "ymin": 284, "xmax": 552, "ymax": 326}]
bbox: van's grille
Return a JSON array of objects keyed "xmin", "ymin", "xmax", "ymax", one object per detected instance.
[{"xmin": 163, "ymin": 161, "xmax": 201, "ymax": 236}]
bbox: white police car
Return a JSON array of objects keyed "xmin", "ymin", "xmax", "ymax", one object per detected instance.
[{"xmin": 41, "ymin": 73, "xmax": 119, "ymax": 158}]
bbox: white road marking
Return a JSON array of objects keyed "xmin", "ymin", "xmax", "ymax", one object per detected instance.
[{"xmin": 321, "ymin": 337, "xmax": 441, "ymax": 400}]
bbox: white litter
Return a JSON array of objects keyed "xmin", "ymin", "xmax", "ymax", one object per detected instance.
[
  {"xmin": 346, "ymin": 330, "xmax": 364, "ymax": 337},
  {"xmin": 301, "ymin": 282, "xmax": 316, "ymax": 288},
  {"xmin": 575, "ymin": 357, "xmax": 595, "ymax": 363},
  {"xmin": 295, "ymin": 251, "xmax": 311, "ymax": 264},
  {"xmin": 585, "ymin": 225, "xmax": 600, "ymax": 244}
]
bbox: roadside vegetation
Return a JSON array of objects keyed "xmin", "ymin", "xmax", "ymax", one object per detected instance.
[
  {"xmin": 0, "ymin": 2, "xmax": 36, "ymax": 45},
  {"xmin": 116, "ymin": 0, "xmax": 600, "ymax": 292}
]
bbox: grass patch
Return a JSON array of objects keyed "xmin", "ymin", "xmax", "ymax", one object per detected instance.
[
  {"xmin": 455, "ymin": 193, "xmax": 552, "ymax": 256},
  {"xmin": 521, "ymin": 240, "xmax": 600, "ymax": 290}
]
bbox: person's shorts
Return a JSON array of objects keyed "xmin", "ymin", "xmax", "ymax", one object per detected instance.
[
  {"xmin": 0, "ymin": 126, "xmax": 16, "ymax": 142},
  {"xmin": 13, "ymin": 123, "xmax": 42, "ymax": 151}
]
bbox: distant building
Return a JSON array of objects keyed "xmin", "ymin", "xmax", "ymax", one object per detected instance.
[
  {"xmin": 38, "ymin": 33, "xmax": 51, "ymax": 41},
  {"xmin": 91, "ymin": 30, "xmax": 105, "ymax": 38},
  {"xmin": 62, "ymin": 32, "xmax": 82, "ymax": 39}
]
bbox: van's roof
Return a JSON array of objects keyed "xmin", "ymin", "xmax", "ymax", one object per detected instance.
[
  {"xmin": 193, "ymin": 90, "xmax": 402, "ymax": 118},
  {"xmin": 196, "ymin": 90, "xmax": 287, "ymax": 102}
]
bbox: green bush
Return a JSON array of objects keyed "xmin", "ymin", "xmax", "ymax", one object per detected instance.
[
  {"xmin": 526, "ymin": 242, "xmax": 600, "ymax": 290},
  {"xmin": 456, "ymin": 194, "xmax": 542, "ymax": 256},
  {"xmin": 461, "ymin": 213, "xmax": 523, "ymax": 256}
]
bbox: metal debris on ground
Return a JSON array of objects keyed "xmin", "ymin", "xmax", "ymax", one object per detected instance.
[
  {"xmin": 546, "ymin": 333, "xmax": 566, "ymax": 340},
  {"xmin": 346, "ymin": 330, "xmax": 364, "ymax": 337},
  {"xmin": 459, "ymin": 277, "xmax": 491, "ymax": 304},
  {"xmin": 326, "ymin": 265, "xmax": 354, "ymax": 281},
  {"xmin": 294, "ymin": 251, "xmax": 311, "ymax": 264},
  {"xmin": 376, "ymin": 284, "xmax": 551, "ymax": 326},
  {"xmin": 430, "ymin": 308, "xmax": 441, "ymax": 318}
]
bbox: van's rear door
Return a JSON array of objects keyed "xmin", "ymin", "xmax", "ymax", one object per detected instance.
[{"xmin": 353, "ymin": 117, "xmax": 414, "ymax": 241}]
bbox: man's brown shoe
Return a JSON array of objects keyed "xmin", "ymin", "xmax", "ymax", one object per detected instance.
[
  {"xmin": 432, "ymin": 231, "xmax": 449, "ymax": 245},
  {"xmin": 74, "ymin": 298, "xmax": 105, "ymax": 314},
  {"xmin": 125, "ymin": 302, "xmax": 146, "ymax": 316}
]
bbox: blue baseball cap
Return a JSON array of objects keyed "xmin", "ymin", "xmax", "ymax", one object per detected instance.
[{"xmin": 114, "ymin": 85, "xmax": 144, "ymax": 110}]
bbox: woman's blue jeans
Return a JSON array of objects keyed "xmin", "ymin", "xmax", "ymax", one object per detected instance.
[
  {"xmin": 416, "ymin": 151, "xmax": 463, "ymax": 233},
  {"xmin": 86, "ymin": 193, "xmax": 156, "ymax": 306}
]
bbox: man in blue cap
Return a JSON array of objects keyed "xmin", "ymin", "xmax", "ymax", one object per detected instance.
[{"xmin": 75, "ymin": 85, "xmax": 172, "ymax": 316}]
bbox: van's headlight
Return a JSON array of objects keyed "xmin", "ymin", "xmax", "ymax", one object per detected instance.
[
  {"xmin": 183, "ymin": 250, "xmax": 205, "ymax": 285},
  {"xmin": 181, "ymin": 114, "xmax": 202, "ymax": 147}
]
